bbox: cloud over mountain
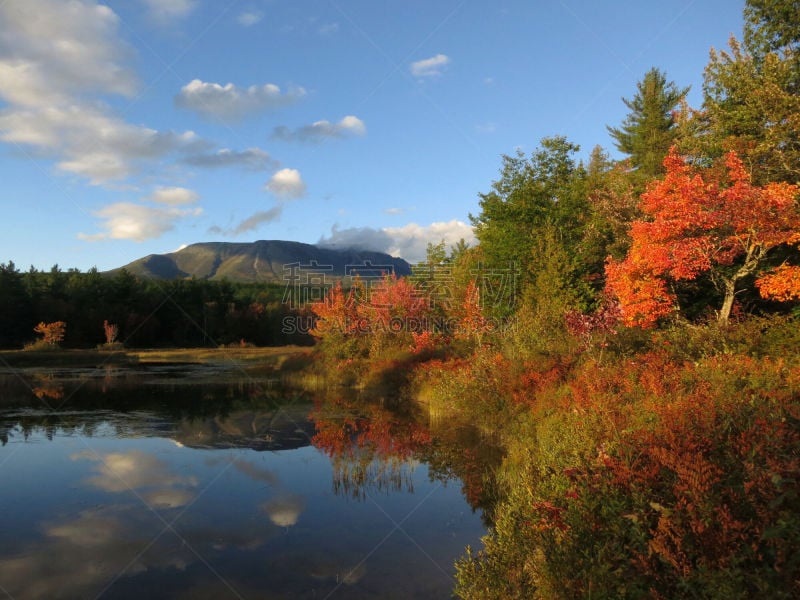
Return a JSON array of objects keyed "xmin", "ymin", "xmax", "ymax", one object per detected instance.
[{"xmin": 319, "ymin": 220, "xmax": 475, "ymax": 263}]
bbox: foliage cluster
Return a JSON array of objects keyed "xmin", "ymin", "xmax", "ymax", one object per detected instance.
[{"xmin": 455, "ymin": 349, "xmax": 800, "ymax": 599}]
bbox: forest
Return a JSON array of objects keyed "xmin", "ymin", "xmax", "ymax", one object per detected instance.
[
  {"xmin": 1, "ymin": 1, "xmax": 799, "ymax": 597},
  {"xmin": 0, "ymin": 265, "xmax": 308, "ymax": 348}
]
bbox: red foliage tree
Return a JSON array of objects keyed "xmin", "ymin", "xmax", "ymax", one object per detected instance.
[
  {"xmin": 309, "ymin": 282, "xmax": 360, "ymax": 338},
  {"xmin": 33, "ymin": 321, "xmax": 66, "ymax": 345},
  {"xmin": 606, "ymin": 148, "xmax": 800, "ymax": 326},
  {"xmin": 360, "ymin": 274, "xmax": 429, "ymax": 334},
  {"xmin": 103, "ymin": 320, "xmax": 119, "ymax": 344}
]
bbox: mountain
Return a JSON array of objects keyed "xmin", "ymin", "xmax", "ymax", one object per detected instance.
[{"xmin": 111, "ymin": 240, "xmax": 412, "ymax": 283}]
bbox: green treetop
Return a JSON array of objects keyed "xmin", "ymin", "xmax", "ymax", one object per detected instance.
[{"xmin": 607, "ymin": 68, "xmax": 690, "ymax": 182}]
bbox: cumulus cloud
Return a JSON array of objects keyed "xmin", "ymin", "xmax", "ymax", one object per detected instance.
[
  {"xmin": 0, "ymin": 506, "xmax": 197, "ymax": 599},
  {"xmin": 183, "ymin": 147, "xmax": 277, "ymax": 171},
  {"xmin": 261, "ymin": 495, "xmax": 305, "ymax": 528},
  {"xmin": 0, "ymin": 104, "xmax": 206, "ymax": 183},
  {"xmin": 73, "ymin": 449, "xmax": 198, "ymax": 493},
  {"xmin": 266, "ymin": 168, "xmax": 306, "ymax": 199},
  {"xmin": 318, "ymin": 220, "xmax": 476, "ymax": 263},
  {"xmin": 271, "ymin": 115, "xmax": 366, "ymax": 143},
  {"xmin": 208, "ymin": 205, "xmax": 283, "ymax": 237},
  {"xmin": 0, "ymin": 0, "xmax": 137, "ymax": 106},
  {"xmin": 148, "ymin": 186, "xmax": 199, "ymax": 206},
  {"xmin": 237, "ymin": 10, "xmax": 264, "ymax": 26},
  {"xmin": 175, "ymin": 79, "xmax": 306, "ymax": 120},
  {"xmin": 141, "ymin": 0, "xmax": 195, "ymax": 23},
  {"xmin": 410, "ymin": 54, "xmax": 450, "ymax": 78},
  {"xmin": 0, "ymin": 0, "xmax": 209, "ymax": 186},
  {"xmin": 78, "ymin": 201, "xmax": 203, "ymax": 242}
]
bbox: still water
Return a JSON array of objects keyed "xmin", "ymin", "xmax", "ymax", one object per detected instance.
[{"xmin": 0, "ymin": 364, "xmax": 492, "ymax": 599}]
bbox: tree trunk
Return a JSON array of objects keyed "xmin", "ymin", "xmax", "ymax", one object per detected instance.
[{"xmin": 718, "ymin": 279, "xmax": 737, "ymax": 325}]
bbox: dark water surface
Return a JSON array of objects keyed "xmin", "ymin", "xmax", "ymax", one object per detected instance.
[{"xmin": 0, "ymin": 364, "xmax": 490, "ymax": 599}]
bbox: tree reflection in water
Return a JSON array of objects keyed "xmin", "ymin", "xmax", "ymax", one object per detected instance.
[{"xmin": 309, "ymin": 393, "xmax": 505, "ymax": 522}]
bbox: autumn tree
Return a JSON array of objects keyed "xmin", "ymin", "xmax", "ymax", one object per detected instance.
[
  {"xmin": 103, "ymin": 320, "xmax": 119, "ymax": 345},
  {"xmin": 606, "ymin": 148, "xmax": 800, "ymax": 327},
  {"xmin": 33, "ymin": 321, "xmax": 66, "ymax": 346},
  {"xmin": 608, "ymin": 68, "xmax": 690, "ymax": 182}
]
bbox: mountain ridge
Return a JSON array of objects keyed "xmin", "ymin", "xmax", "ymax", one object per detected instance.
[{"xmin": 109, "ymin": 240, "xmax": 412, "ymax": 283}]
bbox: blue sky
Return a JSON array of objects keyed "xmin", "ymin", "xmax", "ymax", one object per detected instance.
[{"xmin": 0, "ymin": 0, "xmax": 745, "ymax": 271}]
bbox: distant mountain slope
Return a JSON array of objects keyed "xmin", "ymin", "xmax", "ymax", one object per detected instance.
[{"xmin": 110, "ymin": 240, "xmax": 412, "ymax": 283}]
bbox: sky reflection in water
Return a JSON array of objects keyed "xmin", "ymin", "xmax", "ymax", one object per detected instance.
[{"xmin": 0, "ymin": 368, "xmax": 487, "ymax": 599}]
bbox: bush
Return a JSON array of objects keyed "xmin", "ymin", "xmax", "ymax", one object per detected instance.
[
  {"xmin": 23, "ymin": 339, "xmax": 60, "ymax": 352},
  {"xmin": 456, "ymin": 352, "xmax": 800, "ymax": 599}
]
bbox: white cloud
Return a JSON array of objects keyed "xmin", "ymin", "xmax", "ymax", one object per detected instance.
[
  {"xmin": 272, "ymin": 115, "xmax": 366, "ymax": 143},
  {"xmin": 183, "ymin": 147, "xmax": 277, "ymax": 171},
  {"xmin": 140, "ymin": 0, "xmax": 195, "ymax": 23},
  {"xmin": 0, "ymin": 1, "xmax": 210, "ymax": 186},
  {"xmin": 0, "ymin": 104, "xmax": 206, "ymax": 184},
  {"xmin": 73, "ymin": 449, "xmax": 197, "ymax": 492},
  {"xmin": 266, "ymin": 168, "xmax": 306, "ymax": 199},
  {"xmin": 237, "ymin": 10, "xmax": 264, "ymax": 26},
  {"xmin": 410, "ymin": 54, "xmax": 450, "ymax": 78},
  {"xmin": 0, "ymin": 0, "xmax": 137, "ymax": 106},
  {"xmin": 261, "ymin": 495, "xmax": 305, "ymax": 528},
  {"xmin": 384, "ymin": 207, "xmax": 405, "ymax": 215},
  {"xmin": 148, "ymin": 186, "xmax": 199, "ymax": 206},
  {"xmin": 175, "ymin": 79, "xmax": 306, "ymax": 120},
  {"xmin": 78, "ymin": 202, "xmax": 203, "ymax": 242},
  {"xmin": 318, "ymin": 220, "xmax": 476, "ymax": 263}
]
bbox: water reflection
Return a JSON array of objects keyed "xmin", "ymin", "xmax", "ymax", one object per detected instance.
[
  {"xmin": 310, "ymin": 396, "xmax": 433, "ymax": 499},
  {"xmin": 0, "ymin": 367, "xmax": 496, "ymax": 599}
]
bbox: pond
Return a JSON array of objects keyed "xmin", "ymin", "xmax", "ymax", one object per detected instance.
[{"xmin": 0, "ymin": 363, "xmax": 496, "ymax": 599}]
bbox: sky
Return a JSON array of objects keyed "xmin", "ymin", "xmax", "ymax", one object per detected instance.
[{"xmin": 0, "ymin": 0, "xmax": 746, "ymax": 271}]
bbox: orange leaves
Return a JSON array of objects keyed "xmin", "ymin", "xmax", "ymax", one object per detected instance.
[
  {"xmin": 311, "ymin": 275, "xmax": 433, "ymax": 340},
  {"xmin": 756, "ymin": 265, "xmax": 800, "ymax": 302},
  {"xmin": 360, "ymin": 274, "xmax": 429, "ymax": 333},
  {"xmin": 605, "ymin": 147, "xmax": 800, "ymax": 327},
  {"xmin": 309, "ymin": 282, "xmax": 359, "ymax": 337},
  {"xmin": 605, "ymin": 257, "xmax": 674, "ymax": 328},
  {"xmin": 33, "ymin": 321, "xmax": 66, "ymax": 344}
]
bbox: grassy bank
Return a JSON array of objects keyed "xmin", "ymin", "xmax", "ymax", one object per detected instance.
[{"xmin": 0, "ymin": 345, "xmax": 314, "ymax": 373}]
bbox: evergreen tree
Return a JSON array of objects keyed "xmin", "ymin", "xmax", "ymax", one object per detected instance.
[
  {"xmin": 607, "ymin": 68, "xmax": 690, "ymax": 181},
  {"xmin": 471, "ymin": 136, "xmax": 590, "ymax": 316}
]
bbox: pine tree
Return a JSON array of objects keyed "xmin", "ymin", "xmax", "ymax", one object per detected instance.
[{"xmin": 607, "ymin": 68, "xmax": 690, "ymax": 181}]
